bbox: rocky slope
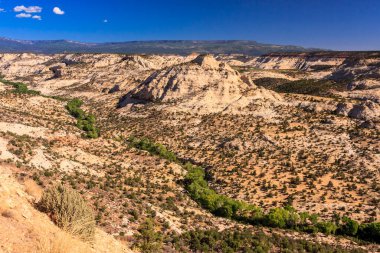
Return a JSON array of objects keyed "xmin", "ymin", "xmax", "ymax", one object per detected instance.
[{"xmin": 0, "ymin": 163, "xmax": 132, "ymax": 253}]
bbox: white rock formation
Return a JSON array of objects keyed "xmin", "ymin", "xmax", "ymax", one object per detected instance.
[{"xmin": 125, "ymin": 54, "xmax": 282, "ymax": 114}]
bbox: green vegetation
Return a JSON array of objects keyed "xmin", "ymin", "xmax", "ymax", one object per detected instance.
[
  {"xmin": 0, "ymin": 78, "xmax": 41, "ymax": 95},
  {"xmin": 66, "ymin": 98, "xmax": 100, "ymax": 138},
  {"xmin": 359, "ymin": 222, "xmax": 380, "ymax": 243},
  {"xmin": 253, "ymin": 77, "xmax": 289, "ymax": 90},
  {"xmin": 0, "ymin": 77, "xmax": 68, "ymax": 101},
  {"xmin": 38, "ymin": 184, "xmax": 96, "ymax": 242},
  {"xmin": 183, "ymin": 163, "xmax": 380, "ymax": 243},
  {"xmin": 184, "ymin": 163, "xmax": 262, "ymax": 222},
  {"xmin": 275, "ymin": 79, "xmax": 346, "ymax": 96},
  {"xmin": 174, "ymin": 228, "xmax": 365, "ymax": 253},
  {"xmin": 134, "ymin": 218, "xmax": 163, "ymax": 253},
  {"xmin": 254, "ymin": 78, "xmax": 346, "ymax": 97},
  {"xmin": 127, "ymin": 137, "xmax": 380, "ymax": 244},
  {"xmin": 127, "ymin": 136, "xmax": 178, "ymax": 162}
]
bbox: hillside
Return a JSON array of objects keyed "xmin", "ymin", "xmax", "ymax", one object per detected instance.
[{"xmin": 0, "ymin": 52, "xmax": 379, "ymax": 252}]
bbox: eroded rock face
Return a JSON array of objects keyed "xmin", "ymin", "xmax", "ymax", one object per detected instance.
[
  {"xmin": 131, "ymin": 54, "xmax": 248, "ymax": 101},
  {"xmin": 334, "ymin": 101, "xmax": 380, "ymax": 121},
  {"xmin": 335, "ymin": 103, "xmax": 351, "ymax": 116},
  {"xmin": 125, "ymin": 54, "xmax": 281, "ymax": 113},
  {"xmin": 0, "ymin": 53, "xmax": 193, "ymax": 97},
  {"xmin": 246, "ymin": 54, "xmax": 344, "ymax": 71},
  {"xmin": 348, "ymin": 101, "xmax": 380, "ymax": 121}
]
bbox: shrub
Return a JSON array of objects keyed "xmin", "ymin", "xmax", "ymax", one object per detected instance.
[
  {"xmin": 66, "ymin": 99, "xmax": 85, "ymax": 119},
  {"xmin": 38, "ymin": 184, "xmax": 96, "ymax": 242},
  {"xmin": 0, "ymin": 78, "xmax": 41, "ymax": 95},
  {"xmin": 338, "ymin": 216, "xmax": 359, "ymax": 236},
  {"xmin": 358, "ymin": 222, "xmax": 380, "ymax": 243},
  {"xmin": 175, "ymin": 228, "xmax": 361, "ymax": 253},
  {"xmin": 316, "ymin": 222, "xmax": 338, "ymax": 235},
  {"xmin": 66, "ymin": 99, "xmax": 99, "ymax": 138},
  {"xmin": 184, "ymin": 163, "xmax": 262, "ymax": 221},
  {"xmin": 128, "ymin": 137, "xmax": 177, "ymax": 162},
  {"xmin": 134, "ymin": 218, "xmax": 163, "ymax": 253}
]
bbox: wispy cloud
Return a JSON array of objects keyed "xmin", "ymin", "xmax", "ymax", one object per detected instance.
[
  {"xmin": 53, "ymin": 7, "xmax": 65, "ymax": 15},
  {"xmin": 0, "ymin": 8, "xmax": 5, "ymax": 13},
  {"xmin": 14, "ymin": 5, "xmax": 42, "ymax": 13},
  {"xmin": 16, "ymin": 13, "xmax": 32, "ymax": 18},
  {"xmin": 32, "ymin": 15, "xmax": 42, "ymax": 21}
]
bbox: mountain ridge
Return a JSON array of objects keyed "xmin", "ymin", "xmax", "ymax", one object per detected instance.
[{"xmin": 0, "ymin": 37, "xmax": 324, "ymax": 55}]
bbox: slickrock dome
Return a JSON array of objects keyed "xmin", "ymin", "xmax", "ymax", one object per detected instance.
[{"xmin": 125, "ymin": 54, "xmax": 281, "ymax": 113}]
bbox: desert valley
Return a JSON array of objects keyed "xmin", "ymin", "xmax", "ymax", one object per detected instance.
[{"xmin": 0, "ymin": 51, "xmax": 379, "ymax": 252}]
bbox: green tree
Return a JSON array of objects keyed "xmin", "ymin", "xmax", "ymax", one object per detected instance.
[
  {"xmin": 134, "ymin": 218, "xmax": 163, "ymax": 253},
  {"xmin": 317, "ymin": 222, "xmax": 338, "ymax": 235},
  {"xmin": 339, "ymin": 216, "xmax": 359, "ymax": 236},
  {"xmin": 358, "ymin": 222, "xmax": 380, "ymax": 243}
]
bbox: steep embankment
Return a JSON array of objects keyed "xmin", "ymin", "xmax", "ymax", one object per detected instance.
[{"xmin": 0, "ymin": 164, "xmax": 132, "ymax": 253}]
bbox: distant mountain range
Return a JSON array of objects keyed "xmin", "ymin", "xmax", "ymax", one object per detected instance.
[{"xmin": 0, "ymin": 37, "xmax": 323, "ymax": 55}]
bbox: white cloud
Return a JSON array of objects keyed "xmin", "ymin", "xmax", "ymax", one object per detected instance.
[
  {"xmin": 32, "ymin": 15, "xmax": 42, "ymax": 21},
  {"xmin": 103, "ymin": 19, "xmax": 108, "ymax": 23},
  {"xmin": 0, "ymin": 8, "xmax": 5, "ymax": 13},
  {"xmin": 53, "ymin": 7, "xmax": 64, "ymax": 15},
  {"xmin": 16, "ymin": 13, "xmax": 32, "ymax": 18},
  {"xmin": 14, "ymin": 5, "xmax": 42, "ymax": 13}
]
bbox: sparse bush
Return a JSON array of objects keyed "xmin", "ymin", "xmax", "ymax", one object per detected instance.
[{"xmin": 38, "ymin": 184, "xmax": 96, "ymax": 242}]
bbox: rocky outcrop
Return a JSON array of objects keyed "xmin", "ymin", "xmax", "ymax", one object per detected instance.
[
  {"xmin": 245, "ymin": 54, "xmax": 344, "ymax": 71},
  {"xmin": 347, "ymin": 79, "xmax": 380, "ymax": 91},
  {"xmin": 0, "ymin": 53, "xmax": 193, "ymax": 97},
  {"xmin": 335, "ymin": 101, "xmax": 380, "ymax": 121},
  {"xmin": 49, "ymin": 66, "xmax": 63, "ymax": 79},
  {"xmin": 122, "ymin": 54, "xmax": 281, "ymax": 113},
  {"xmin": 348, "ymin": 101, "xmax": 380, "ymax": 121}
]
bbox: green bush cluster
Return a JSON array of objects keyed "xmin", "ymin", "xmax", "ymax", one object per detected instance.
[
  {"xmin": 274, "ymin": 79, "xmax": 346, "ymax": 96},
  {"xmin": 253, "ymin": 77, "xmax": 346, "ymax": 97},
  {"xmin": 358, "ymin": 222, "xmax": 380, "ymax": 243},
  {"xmin": 184, "ymin": 163, "xmax": 262, "ymax": 221},
  {"xmin": 66, "ymin": 99, "xmax": 100, "ymax": 138},
  {"xmin": 174, "ymin": 228, "xmax": 364, "ymax": 253},
  {"xmin": 184, "ymin": 164, "xmax": 380, "ymax": 243},
  {"xmin": 127, "ymin": 137, "xmax": 178, "ymax": 162},
  {"xmin": 0, "ymin": 78, "xmax": 41, "ymax": 95},
  {"xmin": 38, "ymin": 184, "xmax": 96, "ymax": 242}
]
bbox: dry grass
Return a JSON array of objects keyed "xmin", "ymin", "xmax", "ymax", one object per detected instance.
[
  {"xmin": 24, "ymin": 178, "xmax": 43, "ymax": 202},
  {"xmin": 38, "ymin": 184, "xmax": 96, "ymax": 242},
  {"xmin": 38, "ymin": 231, "xmax": 92, "ymax": 253}
]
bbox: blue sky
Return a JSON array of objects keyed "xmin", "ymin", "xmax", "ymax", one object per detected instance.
[{"xmin": 0, "ymin": 0, "xmax": 379, "ymax": 50}]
